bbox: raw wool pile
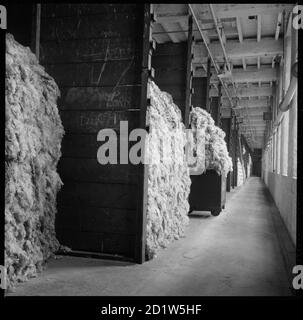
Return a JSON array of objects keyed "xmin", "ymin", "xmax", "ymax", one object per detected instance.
[
  {"xmin": 189, "ymin": 107, "xmax": 233, "ymax": 177},
  {"xmin": 5, "ymin": 34, "xmax": 64, "ymax": 287},
  {"xmin": 145, "ymin": 81, "xmax": 191, "ymax": 259}
]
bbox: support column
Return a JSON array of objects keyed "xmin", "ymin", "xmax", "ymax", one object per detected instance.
[
  {"xmin": 217, "ymin": 82, "xmax": 222, "ymax": 126},
  {"xmin": 136, "ymin": 3, "xmax": 154, "ymax": 263},
  {"xmin": 288, "ymin": 94, "xmax": 297, "ymax": 178},
  {"xmin": 226, "ymin": 117, "xmax": 232, "ymax": 191},
  {"xmin": 287, "ymin": 19, "xmax": 298, "ymax": 179},
  {"xmin": 205, "ymin": 57, "xmax": 211, "ymax": 113},
  {"xmin": 184, "ymin": 14, "xmax": 193, "ymax": 128},
  {"xmin": 31, "ymin": 4, "xmax": 41, "ymax": 61}
]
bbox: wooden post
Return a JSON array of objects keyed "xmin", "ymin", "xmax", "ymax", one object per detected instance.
[
  {"xmin": 31, "ymin": 4, "xmax": 41, "ymax": 61},
  {"xmin": 184, "ymin": 14, "xmax": 193, "ymax": 128},
  {"xmin": 238, "ymin": 133, "xmax": 245, "ymax": 181},
  {"xmin": 233, "ymin": 115, "xmax": 238, "ymax": 187},
  {"xmin": 226, "ymin": 117, "xmax": 232, "ymax": 191},
  {"xmin": 135, "ymin": 4, "xmax": 154, "ymax": 264},
  {"xmin": 217, "ymin": 82, "xmax": 222, "ymax": 126},
  {"xmin": 205, "ymin": 57, "xmax": 211, "ymax": 112}
]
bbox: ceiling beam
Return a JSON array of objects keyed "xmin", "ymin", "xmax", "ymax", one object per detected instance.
[
  {"xmin": 242, "ymin": 121, "xmax": 266, "ymax": 125},
  {"xmin": 242, "ymin": 130, "xmax": 266, "ymax": 134},
  {"xmin": 245, "ymin": 114, "xmax": 266, "ymax": 118},
  {"xmin": 161, "ymin": 23, "xmax": 180, "ymax": 43},
  {"xmin": 193, "ymin": 38, "xmax": 283, "ymax": 62},
  {"xmin": 244, "ymin": 122, "xmax": 267, "ymax": 126},
  {"xmin": 221, "ymin": 107, "xmax": 269, "ymax": 117},
  {"xmin": 240, "ymin": 113, "xmax": 268, "ymax": 119},
  {"xmin": 244, "ymin": 132, "xmax": 266, "ymax": 135},
  {"xmin": 242, "ymin": 123, "xmax": 266, "ymax": 126},
  {"xmin": 211, "ymin": 86, "xmax": 273, "ymax": 98},
  {"xmin": 154, "ymin": 4, "xmax": 188, "ymax": 22},
  {"xmin": 237, "ymin": 106, "xmax": 270, "ymax": 114},
  {"xmin": 154, "ymin": 4, "xmax": 294, "ymax": 27},
  {"xmin": 195, "ymin": 4, "xmax": 294, "ymax": 19},
  {"xmin": 222, "ymin": 98, "xmax": 269, "ymax": 108},
  {"xmin": 242, "ymin": 129, "xmax": 266, "ymax": 132},
  {"xmin": 194, "ymin": 67, "xmax": 278, "ymax": 82},
  {"xmin": 242, "ymin": 120, "xmax": 266, "ymax": 124}
]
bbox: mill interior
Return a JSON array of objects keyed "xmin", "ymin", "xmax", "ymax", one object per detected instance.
[{"xmin": 4, "ymin": 3, "xmax": 299, "ymax": 296}]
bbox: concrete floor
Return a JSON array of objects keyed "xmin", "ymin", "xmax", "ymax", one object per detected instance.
[{"xmin": 7, "ymin": 177, "xmax": 295, "ymax": 296}]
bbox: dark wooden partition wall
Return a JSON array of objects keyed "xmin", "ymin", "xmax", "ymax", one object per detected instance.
[
  {"xmin": 221, "ymin": 118, "xmax": 232, "ymax": 191},
  {"xmin": 230, "ymin": 120, "xmax": 238, "ymax": 188},
  {"xmin": 192, "ymin": 77, "xmax": 207, "ymax": 110},
  {"xmin": 221, "ymin": 116, "xmax": 244, "ymax": 190},
  {"xmin": 36, "ymin": 3, "xmax": 247, "ymax": 263},
  {"xmin": 152, "ymin": 43, "xmax": 187, "ymax": 121},
  {"xmin": 5, "ymin": 4, "xmax": 33, "ymax": 47},
  {"xmin": 252, "ymin": 148, "xmax": 262, "ymax": 177},
  {"xmin": 210, "ymin": 97, "xmax": 220, "ymax": 126},
  {"xmin": 39, "ymin": 4, "xmax": 152, "ymax": 262}
]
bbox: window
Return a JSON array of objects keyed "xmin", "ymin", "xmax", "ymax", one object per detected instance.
[{"xmin": 281, "ymin": 112, "xmax": 289, "ymax": 176}]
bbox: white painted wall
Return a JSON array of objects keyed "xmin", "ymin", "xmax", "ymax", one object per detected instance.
[
  {"xmin": 261, "ymin": 16, "xmax": 297, "ymax": 246},
  {"xmin": 263, "ymin": 171, "xmax": 296, "ymax": 245}
]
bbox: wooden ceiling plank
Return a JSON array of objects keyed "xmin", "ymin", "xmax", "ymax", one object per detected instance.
[
  {"xmin": 155, "ymin": 4, "xmax": 293, "ymax": 21},
  {"xmin": 210, "ymin": 86, "xmax": 273, "ymax": 98},
  {"xmin": 193, "ymin": 38, "xmax": 283, "ymax": 62},
  {"xmin": 194, "ymin": 67, "xmax": 277, "ymax": 83},
  {"xmin": 205, "ymin": 4, "xmax": 293, "ymax": 19},
  {"xmin": 161, "ymin": 22, "xmax": 180, "ymax": 43},
  {"xmin": 222, "ymin": 98, "xmax": 269, "ymax": 108}
]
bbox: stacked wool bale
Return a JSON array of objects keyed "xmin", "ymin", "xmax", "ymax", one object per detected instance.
[
  {"xmin": 145, "ymin": 81, "xmax": 191, "ymax": 259},
  {"xmin": 5, "ymin": 34, "xmax": 64, "ymax": 287},
  {"xmin": 190, "ymin": 107, "xmax": 232, "ymax": 176}
]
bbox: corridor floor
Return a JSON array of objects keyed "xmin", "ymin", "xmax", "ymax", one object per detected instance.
[{"xmin": 7, "ymin": 177, "xmax": 294, "ymax": 296}]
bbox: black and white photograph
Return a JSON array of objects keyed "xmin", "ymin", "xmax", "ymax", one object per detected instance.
[{"xmin": 1, "ymin": 1, "xmax": 302, "ymax": 316}]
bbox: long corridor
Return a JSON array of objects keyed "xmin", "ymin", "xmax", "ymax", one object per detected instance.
[{"xmin": 7, "ymin": 177, "xmax": 294, "ymax": 296}]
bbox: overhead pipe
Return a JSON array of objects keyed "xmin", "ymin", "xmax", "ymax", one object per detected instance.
[
  {"xmin": 208, "ymin": 4, "xmax": 256, "ymax": 144},
  {"xmin": 209, "ymin": 4, "xmax": 237, "ymax": 95},
  {"xmin": 264, "ymin": 61, "xmax": 297, "ymax": 149},
  {"xmin": 190, "ymin": 4, "xmax": 256, "ymax": 143},
  {"xmin": 188, "ymin": 4, "xmax": 234, "ymax": 109},
  {"xmin": 279, "ymin": 61, "xmax": 297, "ymax": 112}
]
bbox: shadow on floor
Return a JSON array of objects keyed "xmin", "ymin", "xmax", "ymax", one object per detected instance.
[
  {"xmin": 47, "ymin": 255, "xmax": 135, "ymax": 270},
  {"xmin": 7, "ymin": 177, "xmax": 294, "ymax": 296},
  {"xmin": 189, "ymin": 211, "xmax": 212, "ymax": 219}
]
